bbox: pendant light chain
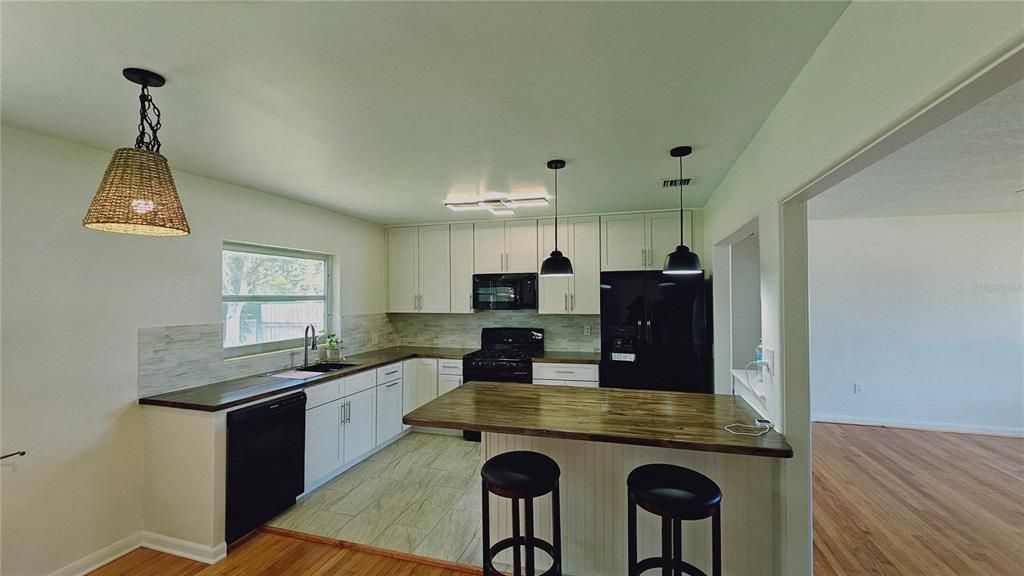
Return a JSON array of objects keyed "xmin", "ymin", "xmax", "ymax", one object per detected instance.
[{"xmin": 134, "ymin": 84, "xmax": 162, "ymax": 153}]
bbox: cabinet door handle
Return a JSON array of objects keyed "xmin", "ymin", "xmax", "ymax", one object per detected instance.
[
  {"xmin": 564, "ymin": 293, "xmax": 569, "ymax": 311},
  {"xmin": 571, "ymin": 293, "xmax": 575, "ymax": 311}
]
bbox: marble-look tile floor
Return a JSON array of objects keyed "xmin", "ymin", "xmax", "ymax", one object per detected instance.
[{"xmin": 268, "ymin": 432, "xmax": 484, "ymax": 566}]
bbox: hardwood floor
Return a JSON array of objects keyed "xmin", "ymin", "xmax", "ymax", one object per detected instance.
[
  {"xmin": 92, "ymin": 423, "xmax": 1022, "ymax": 576},
  {"xmin": 89, "ymin": 530, "xmax": 477, "ymax": 576},
  {"xmin": 813, "ymin": 422, "xmax": 1024, "ymax": 576}
]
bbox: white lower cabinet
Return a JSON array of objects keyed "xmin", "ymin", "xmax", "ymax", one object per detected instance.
[
  {"xmin": 305, "ymin": 398, "xmax": 344, "ymax": 490},
  {"xmin": 343, "ymin": 387, "xmax": 376, "ymax": 465},
  {"xmin": 376, "ymin": 378, "xmax": 403, "ymax": 443},
  {"xmin": 438, "ymin": 374, "xmax": 462, "ymax": 395},
  {"xmin": 532, "ymin": 363, "xmax": 599, "ymax": 388},
  {"xmin": 304, "ymin": 372, "xmax": 381, "ymax": 490},
  {"xmin": 402, "ymin": 358, "xmax": 439, "ymax": 430}
]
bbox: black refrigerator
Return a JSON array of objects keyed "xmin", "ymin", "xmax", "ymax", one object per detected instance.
[{"xmin": 599, "ymin": 271, "xmax": 712, "ymax": 393}]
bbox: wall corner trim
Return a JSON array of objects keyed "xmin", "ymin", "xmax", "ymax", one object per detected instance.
[
  {"xmin": 140, "ymin": 531, "xmax": 227, "ymax": 564},
  {"xmin": 45, "ymin": 533, "xmax": 143, "ymax": 576},
  {"xmin": 46, "ymin": 531, "xmax": 226, "ymax": 576}
]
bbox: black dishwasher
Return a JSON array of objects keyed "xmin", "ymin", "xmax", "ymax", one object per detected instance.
[{"xmin": 226, "ymin": 392, "xmax": 306, "ymax": 544}]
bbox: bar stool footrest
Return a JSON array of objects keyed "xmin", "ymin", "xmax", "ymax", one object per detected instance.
[
  {"xmin": 484, "ymin": 536, "xmax": 561, "ymax": 576},
  {"xmin": 635, "ymin": 556, "xmax": 709, "ymax": 576}
]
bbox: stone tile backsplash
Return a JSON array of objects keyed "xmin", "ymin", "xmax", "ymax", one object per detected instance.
[
  {"xmin": 138, "ymin": 313, "xmax": 398, "ymax": 397},
  {"xmin": 387, "ymin": 311, "xmax": 600, "ymax": 351}
]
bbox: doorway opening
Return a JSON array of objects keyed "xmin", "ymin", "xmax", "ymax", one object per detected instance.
[{"xmin": 778, "ymin": 43, "xmax": 1024, "ymax": 576}]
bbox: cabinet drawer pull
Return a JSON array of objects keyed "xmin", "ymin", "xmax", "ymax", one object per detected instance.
[
  {"xmin": 555, "ymin": 370, "xmax": 575, "ymax": 375},
  {"xmin": 385, "ymin": 381, "xmax": 399, "ymax": 388},
  {"xmin": 385, "ymin": 370, "xmax": 398, "ymax": 376}
]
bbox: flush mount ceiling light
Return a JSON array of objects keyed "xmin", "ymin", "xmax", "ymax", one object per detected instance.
[
  {"xmin": 83, "ymin": 68, "xmax": 189, "ymax": 237},
  {"xmin": 664, "ymin": 146, "xmax": 702, "ymax": 275},
  {"xmin": 481, "ymin": 201, "xmax": 516, "ymax": 216},
  {"xmin": 444, "ymin": 195, "xmax": 549, "ymax": 214},
  {"xmin": 540, "ymin": 159, "xmax": 573, "ymax": 277}
]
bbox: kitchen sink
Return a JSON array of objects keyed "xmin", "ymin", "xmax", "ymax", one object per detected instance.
[{"xmin": 300, "ymin": 362, "xmax": 358, "ymax": 373}]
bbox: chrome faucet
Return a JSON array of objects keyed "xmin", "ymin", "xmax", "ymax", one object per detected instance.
[{"xmin": 303, "ymin": 324, "xmax": 318, "ymax": 368}]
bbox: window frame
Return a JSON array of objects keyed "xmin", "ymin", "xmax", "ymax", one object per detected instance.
[{"xmin": 222, "ymin": 241, "xmax": 332, "ymax": 359}]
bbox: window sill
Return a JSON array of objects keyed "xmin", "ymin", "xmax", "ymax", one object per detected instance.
[{"xmin": 224, "ymin": 346, "xmax": 304, "ymax": 363}]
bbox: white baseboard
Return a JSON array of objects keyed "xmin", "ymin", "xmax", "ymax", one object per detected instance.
[
  {"xmin": 813, "ymin": 414, "xmax": 1024, "ymax": 437},
  {"xmin": 140, "ymin": 531, "xmax": 227, "ymax": 564},
  {"xmin": 46, "ymin": 530, "xmax": 226, "ymax": 576},
  {"xmin": 47, "ymin": 533, "xmax": 143, "ymax": 576}
]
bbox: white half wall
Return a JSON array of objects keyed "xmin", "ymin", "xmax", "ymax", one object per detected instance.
[
  {"xmin": 808, "ymin": 212, "xmax": 1024, "ymax": 436},
  {"xmin": 0, "ymin": 125, "xmax": 386, "ymax": 576}
]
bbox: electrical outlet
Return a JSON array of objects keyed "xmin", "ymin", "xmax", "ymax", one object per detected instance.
[
  {"xmin": 853, "ymin": 382, "xmax": 864, "ymax": 395},
  {"xmin": 583, "ymin": 324, "xmax": 592, "ymax": 337},
  {"xmin": 764, "ymin": 348, "xmax": 775, "ymax": 375}
]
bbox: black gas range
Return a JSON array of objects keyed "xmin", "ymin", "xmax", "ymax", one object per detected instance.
[
  {"xmin": 463, "ymin": 327, "xmax": 544, "ymax": 383},
  {"xmin": 461, "ymin": 327, "xmax": 544, "ymax": 440}
]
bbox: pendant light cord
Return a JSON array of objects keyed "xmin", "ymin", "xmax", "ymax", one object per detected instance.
[
  {"xmin": 678, "ymin": 155, "xmax": 685, "ymax": 244},
  {"xmin": 135, "ymin": 84, "xmax": 163, "ymax": 153},
  {"xmin": 553, "ymin": 166, "xmax": 559, "ymax": 251}
]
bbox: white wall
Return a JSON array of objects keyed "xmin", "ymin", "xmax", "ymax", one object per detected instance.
[
  {"xmin": 730, "ymin": 233, "xmax": 761, "ymax": 369},
  {"xmin": 700, "ymin": 2, "xmax": 1023, "ymax": 573},
  {"xmin": 0, "ymin": 125, "xmax": 386, "ymax": 576},
  {"xmin": 808, "ymin": 213, "xmax": 1024, "ymax": 435}
]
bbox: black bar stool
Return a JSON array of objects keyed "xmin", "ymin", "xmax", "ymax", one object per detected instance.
[
  {"xmin": 627, "ymin": 464, "xmax": 722, "ymax": 576},
  {"xmin": 481, "ymin": 450, "xmax": 563, "ymax": 576}
]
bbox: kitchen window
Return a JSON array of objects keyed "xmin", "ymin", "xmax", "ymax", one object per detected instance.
[{"xmin": 222, "ymin": 242, "xmax": 331, "ymax": 357}]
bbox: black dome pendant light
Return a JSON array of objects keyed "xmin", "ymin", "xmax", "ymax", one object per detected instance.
[
  {"xmin": 664, "ymin": 146, "xmax": 702, "ymax": 274},
  {"xmin": 540, "ymin": 159, "xmax": 573, "ymax": 277}
]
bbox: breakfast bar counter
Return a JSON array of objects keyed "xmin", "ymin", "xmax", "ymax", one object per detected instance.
[
  {"xmin": 404, "ymin": 381, "xmax": 791, "ymax": 458},
  {"xmin": 406, "ymin": 382, "xmax": 792, "ymax": 576}
]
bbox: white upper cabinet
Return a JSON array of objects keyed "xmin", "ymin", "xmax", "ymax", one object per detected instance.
[
  {"xmin": 601, "ymin": 214, "xmax": 646, "ymax": 271},
  {"xmin": 601, "ymin": 211, "xmax": 693, "ymax": 271},
  {"xmin": 505, "ymin": 220, "xmax": 538, "ymax": 273},
  {"xmin": 387, "ymin": 227, "xmax": 419, "ymax": 312},
  {"xmin": 387, "ymin": 225, "xmax": 451, "ymax": 313},
  {"xmin": 474, "ymin": 222, "xmax": 507, "ymax": 274},
  {"xmin": 569, "ymin": 216, "xmax": 600, "ymax": 314},
  {"xmin": 646, "ymin": 211, "xmax": 692, "ymax": 272},
  {"xmin": 450, "ymin": 223, "xmax": 475, "ymax": 313},
  {"xmin": 538, "ymin": 218, "xmax": 571, "ymax": 314},
  {"xmin": 538, "ymin": 216, "xmax": 599, "ymax": 315},
  {"xmin": 474, "ymin": 220, "xmax": 538, "ymax": 274},
  {"xmin": 418, "ymin": 225, "xmax": 451, "ymax": 313}
]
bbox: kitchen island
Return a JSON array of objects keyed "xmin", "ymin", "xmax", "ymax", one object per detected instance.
[{"xmin": 405, "ymin": 382, "xmax": 792, "ymax": 576}]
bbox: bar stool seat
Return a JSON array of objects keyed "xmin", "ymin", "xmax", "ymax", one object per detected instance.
[
  {"xmin": 628, "ymin": 464, "xmax": 722, "ymax": 576},
  {"xmin": 482, "ymin": 451, "xmax": 561, "ymax": 498},
  {"xmin": 629, "ymin": 464, "xmax": 722, "ymax": 520},
  {"xmin": 481, "ymin": 450, "xmax": 562, "ymax": 576}
]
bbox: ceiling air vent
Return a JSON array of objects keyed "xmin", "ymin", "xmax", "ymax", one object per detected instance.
[{"xmin": 662, "ymin": 177, "xmax": 691, "ymax": 188}]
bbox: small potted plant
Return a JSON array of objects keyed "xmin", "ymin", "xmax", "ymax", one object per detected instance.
[{"xmin": 324, "ymin": 333, "xmax": 343, "ymax": 361}]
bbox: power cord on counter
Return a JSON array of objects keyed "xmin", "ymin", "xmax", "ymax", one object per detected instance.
[{"xmin": 725, "ymin": 418, "xmax": 774, "ymax": 437}]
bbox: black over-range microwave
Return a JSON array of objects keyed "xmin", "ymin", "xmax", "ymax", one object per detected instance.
[{"xmin": 472, "ymin": 273, "xmax": 538, "ymax": 310}]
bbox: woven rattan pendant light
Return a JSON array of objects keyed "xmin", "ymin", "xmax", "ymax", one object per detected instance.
[{"xmin": 83, "ymin": 68, "xmax": 189, "ymax": 237}]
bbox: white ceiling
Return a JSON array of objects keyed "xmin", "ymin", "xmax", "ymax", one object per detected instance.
[
  {"xmin": 810, "ymin": 77, "xmax": 1024, "ymax": 220},
  {"xmin": 2, "ymin": 1, "xmax": 848, "ymax": 224}
]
